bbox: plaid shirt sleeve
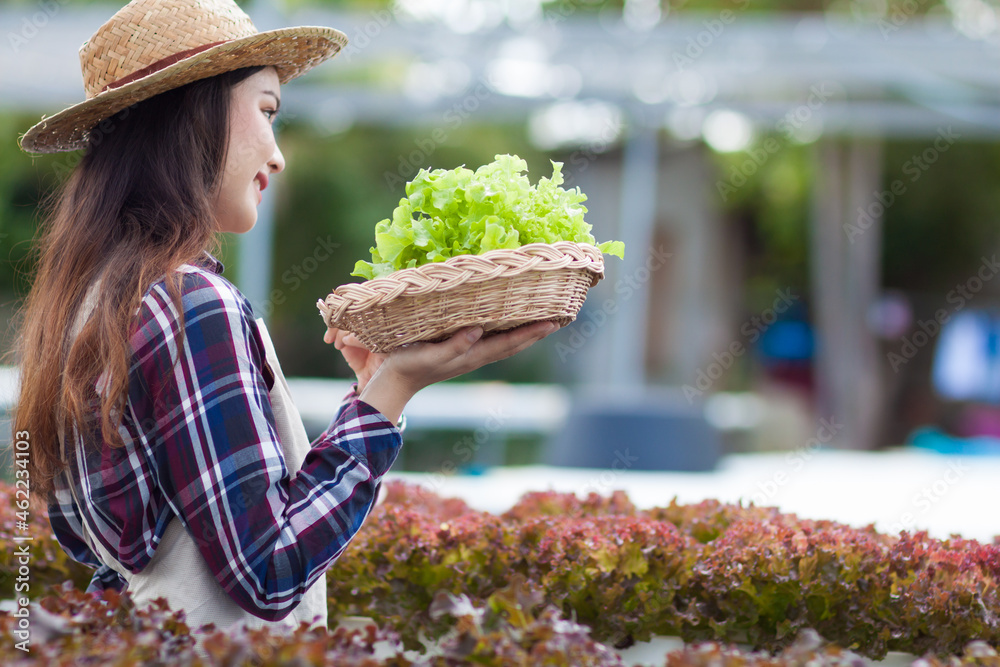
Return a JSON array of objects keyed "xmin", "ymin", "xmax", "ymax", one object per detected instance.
[
  {"xmin": 130, "ymin": 267, "xmax": 402, "ymax": 621},
  {"xmin": 46, "ymin": 493, "xmax": 127, "ymax": 594},
  {"xmin": 86, "ymin": 564, "xmax": 127, "ymax": 594}
]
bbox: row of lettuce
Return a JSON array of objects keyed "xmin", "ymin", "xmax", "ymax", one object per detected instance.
[
  {"xmin": 1, "ymin": 480, "xmax": 998, "ymax": 662},
  {"xmin": 2, "ymin": 583, "xmax": 1000, "ymax": 666}
]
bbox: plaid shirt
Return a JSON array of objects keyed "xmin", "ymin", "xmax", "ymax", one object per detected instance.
[{"xmin": 48, "ymin": 254, "xmax": 402, "ymax": 621}]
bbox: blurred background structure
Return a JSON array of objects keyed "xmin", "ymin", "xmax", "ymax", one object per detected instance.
[{"xmin": 4, "ymin": 0, "xmax": 1000, "ymax": 481}]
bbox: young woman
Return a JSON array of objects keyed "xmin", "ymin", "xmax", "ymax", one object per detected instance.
[{"xmin": 13, "ymin": 0, "xmax": 556, "ymax": 636}]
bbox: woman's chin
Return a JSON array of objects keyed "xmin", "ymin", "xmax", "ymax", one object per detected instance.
[{"xmin": 217, "ymin": 211, "xmax": 258, "ymax": 234}]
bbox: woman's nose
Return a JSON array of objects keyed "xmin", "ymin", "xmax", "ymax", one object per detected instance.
[{"xmin": 269, "ymin": 143, "xmax": 285, "ymax": 174}]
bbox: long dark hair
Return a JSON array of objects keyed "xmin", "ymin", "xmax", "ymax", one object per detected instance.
[{"xmin": 13, "ymin": 66, "xmax": 265, "ymax": 502}]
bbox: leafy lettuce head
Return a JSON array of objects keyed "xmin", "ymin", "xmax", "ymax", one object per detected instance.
[{"xmin": 353, "ymin": 154, "xmax": 624, "ymax": 280}]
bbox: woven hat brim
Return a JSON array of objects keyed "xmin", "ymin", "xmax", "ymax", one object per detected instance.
[{"xmin": 19, "ymin": 26, "xmax": 347, "ymax": 154}]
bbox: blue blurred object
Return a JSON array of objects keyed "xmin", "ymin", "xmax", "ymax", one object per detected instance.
[
  {"xmin": 543, "ymin": 390, "xmax": 722, "ymax": 472},
  {"xmin": 907, "ymin": 425, "xmax": 1000, "ymax": 456},
  {"xmin": 758, "ymin": 320, "xmax": 814, "ymax": 363},
  {"xmin": 932, "ymin": 310, "xmax": 1000, "ymax": 403}
]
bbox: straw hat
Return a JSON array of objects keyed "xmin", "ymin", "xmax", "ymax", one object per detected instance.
[{"xmin": 19, "ymin": 0, "xmax": 347, "ymax": 154}]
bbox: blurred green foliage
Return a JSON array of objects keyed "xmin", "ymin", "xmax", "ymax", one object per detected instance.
[
  {"xmin": 709, "ymin": 135, "xmax": 1000, "ymax": 317},
  {"xmin": 710, "ymin": 140, "xmax": 814, "ymax": 310},
  {"xmin": 880, "ymin": 141, "xmax": 1000, "ymax": 295},
  {"xmin": 0, "ymin": 113, "xmax": 53, "ymax": 302}
]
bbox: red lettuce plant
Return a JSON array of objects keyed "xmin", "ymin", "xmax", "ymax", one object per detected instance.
[
  {"xmin": 0, "ymin": 580, "xmax": 623, "ymax": 666},
  {"xmin": 2, "ymin": 480, "xmax": 998, "ymax": 660},
  {"xmin": 327, "ymin": 483, "xmax": 1000, "ymax": 658}
]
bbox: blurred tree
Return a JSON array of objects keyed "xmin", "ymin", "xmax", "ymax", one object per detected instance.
[
  {"xmin": 881, "ymin": 141, "xmax": 1000, "ymax": 295},
  {"xmin": 0, "ymin": 113, "xmax": 66, "ymax": 356},
  {"xmin": 709, "ymin": 137, "xmax": 813, "ymax": 310}
]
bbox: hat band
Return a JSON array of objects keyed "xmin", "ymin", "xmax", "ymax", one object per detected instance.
[{"xmin": 100, "ymin": 40, "xmax": 228, "ymax": 94}]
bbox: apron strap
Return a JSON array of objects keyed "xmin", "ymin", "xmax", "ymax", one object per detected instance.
[{"xmin": 56, "ymin": 275, "xmax": 131, "ymax": 581}]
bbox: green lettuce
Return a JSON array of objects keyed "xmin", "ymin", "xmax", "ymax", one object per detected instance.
[{"xmin": 352, "ymin": 154, "xmax": 625, "ymax": 279}]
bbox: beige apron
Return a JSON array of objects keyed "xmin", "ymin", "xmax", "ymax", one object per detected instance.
[{"xmin": 60, "ymin": 279, "xmax": 327, "ymax": 647}]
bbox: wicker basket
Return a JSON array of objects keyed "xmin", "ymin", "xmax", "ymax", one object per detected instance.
[{"xmin": 317, "ymin": 241, "xmax": 605, "ymax": 353}]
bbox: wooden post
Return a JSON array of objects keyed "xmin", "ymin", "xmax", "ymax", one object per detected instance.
[
  {"xmin": 609, "ymin": 122, "xmax": 660, "ymax": 389},
  {"xmin": 810, "ymin": 138, "xmax": 885, "ymax": 450},
  {"xmin": 847, "ymin": 139, "xmax": 886, "ymax": 451}
]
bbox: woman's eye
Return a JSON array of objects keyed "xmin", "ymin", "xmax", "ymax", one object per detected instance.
[{"xmin": 263, "ymin": 109, "xmax": 279, "ymax": 122}]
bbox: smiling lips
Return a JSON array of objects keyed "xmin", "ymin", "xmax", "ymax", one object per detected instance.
[{"xmin": 254, "ymin": 172, "xmax": 269, "ymax": 204}]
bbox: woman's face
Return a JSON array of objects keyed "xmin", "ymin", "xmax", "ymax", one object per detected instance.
[{"xmin": 214, "ymin": 67, "xmax": 285, "ymax": 234}]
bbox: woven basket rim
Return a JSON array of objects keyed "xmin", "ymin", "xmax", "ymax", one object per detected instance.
[
  {"xmin": 320, "ymin": 241, "xmax": 606, "ymax": 319},
  {"xmin": 341, "ymin": 240, "xmax": 605, "ymax": 292}
]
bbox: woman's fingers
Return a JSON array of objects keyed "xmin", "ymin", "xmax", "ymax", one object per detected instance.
[
  {"xmin": 336, "ymin": 320, "xmax": 559, "ymax": 397},
  {"xmin": 404, "ymin": 321, "xmax": 558, "ymax": 381},
  {"xmin": 390, "ymin": 326, "xmax": 482, "ymax": 370},
  {"xmin": 367, "ymin": 320, "xmax": 560, "ymax": 402},
  {"xmin": 445, "ymin": 326, "xmax": 485, "ymax": 355},
  {"xmin": 465, "ymin": 321, "xmax": 558, "ymax": 367},
  {"xmin": 325, "ymin": 327, "xmax": 368, "ymax": 351}
]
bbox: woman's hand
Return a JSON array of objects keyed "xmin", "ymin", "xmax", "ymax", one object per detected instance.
[
  {"xmin": 357, "ymin": 321, "xmax": 559, "ymax": 425},
  {"xmin": 323, "ymin": 328, "xmax": 385, "ymax": 393}
]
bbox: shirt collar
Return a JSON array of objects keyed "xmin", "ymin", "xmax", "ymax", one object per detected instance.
[{"xmin": 195, "ymin": 251, "xmax": 225, "ymax": 274}]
